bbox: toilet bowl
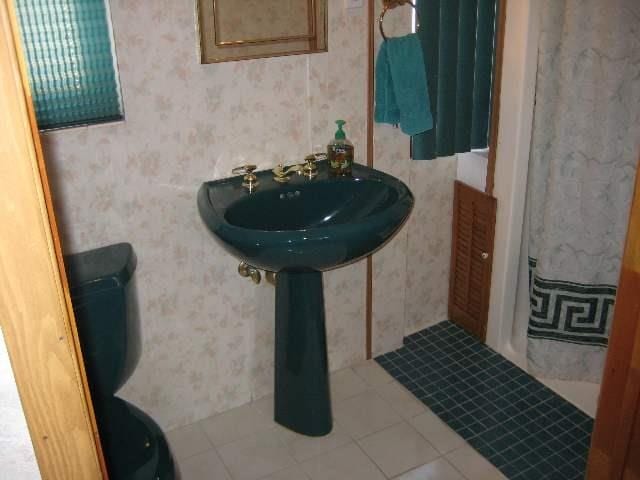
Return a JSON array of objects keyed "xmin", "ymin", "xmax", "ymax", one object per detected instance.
[{"xmin": 65, "ymin": 243, "xmax": 177, "ymax": 480}]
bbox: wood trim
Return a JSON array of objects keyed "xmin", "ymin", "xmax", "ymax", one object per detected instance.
[
  {"xmin": 0, "ymin": 1, "xmax": 106, "ymax": 478},
  {"xmin": 365, "ymin": 0, "xmax": 375, "ymax": 360},
  {"xmin": 587, "ymin": 157, "xmax": 640, "ymax": 480},
  {"xmin": 366, "ymin": 258, "xmax": 373, "ymax": 360},
  {"xmin": 366, "ymin": 0, "xmax": 375, "ymax": 171},
  {"xmin": 624, "ymin": 399, "xmax": 640, "ymax": 478},
  {"xmin": 485, "ymin": 0, "xmax": 507, "ymax": 196}
]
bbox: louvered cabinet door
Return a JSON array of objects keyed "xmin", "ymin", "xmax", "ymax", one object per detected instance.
[{"xmin": 448, "ymin": 180, "xmax": 497, "ymax": 341}]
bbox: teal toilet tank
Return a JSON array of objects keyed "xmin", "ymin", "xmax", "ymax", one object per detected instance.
[{"xmin": 65, "ymin": 242, "xmax": 141, "ymax": 398}]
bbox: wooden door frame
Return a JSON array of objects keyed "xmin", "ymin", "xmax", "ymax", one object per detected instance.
[
  {"xmin": 587, "ymin": 156, "xmax": 640, "ymax": 479},
  {"xmin": 0, "ymin": 1, "xmax": 107, "ymax": 478}
]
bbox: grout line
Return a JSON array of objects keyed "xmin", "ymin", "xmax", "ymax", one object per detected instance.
[
  {"xmin": 165, "ymin": 422, "xmax": 217, "ymax": 462},
  {"xmin": 352, "ymin": 438, "xmax": 398, "ymax": 480},
  {"xmin": 443, "ymin": 453, "xmax": 474, "ymax": 480},
  {"xmin": 171, "ymin": 445, "xmax": 217, "ymax": 464},
  {"xmin": 211, "ymin": 442, "xmax": 236, "ymax": 480}
]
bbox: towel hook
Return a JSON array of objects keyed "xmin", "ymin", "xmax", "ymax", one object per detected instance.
[{"xmin": 379, "ymin": 0, "xmax": 421, "ymax": 41}]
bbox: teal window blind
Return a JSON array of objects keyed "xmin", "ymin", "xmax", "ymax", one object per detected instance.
[
  {"xmin": 412, "ymin": 0, "xmax": 497, "ymax": 160},
  {"xmin": 16, "ymin": 0, "xmax": 123, "ymax": 130}
]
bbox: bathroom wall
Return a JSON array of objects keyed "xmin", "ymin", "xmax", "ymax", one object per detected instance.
[
  {"xmin": 42, "ymin": 0, "xmax": 455, "ymax": 430},
  {"xmin": 43, "ymin": 0, "xmax": 368, "ymax": 430},
  {"xmin": 0, "ymin": 328, "xmax": 41, "ymax": 479},
  {"xmin": 457, "ymin": 151, "xmax": 488, "ymax": 192},
  {"xmin": 371, "ymin": 4, "xmax": 456, "ymax": 355}
]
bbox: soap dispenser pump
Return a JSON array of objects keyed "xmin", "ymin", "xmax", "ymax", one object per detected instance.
[{"xmin": 327, "ymin": 120, "xmax": 354, "ymax": 176}]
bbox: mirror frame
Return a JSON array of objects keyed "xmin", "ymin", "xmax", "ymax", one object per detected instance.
[{"xmin": 197, "ymin": 0, "xmax": 328, "ymax": 64}]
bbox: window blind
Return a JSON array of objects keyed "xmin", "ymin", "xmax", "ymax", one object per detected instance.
[{"xmin": 16, "ymin": 0, "xmax": 123, "ymax": 130}]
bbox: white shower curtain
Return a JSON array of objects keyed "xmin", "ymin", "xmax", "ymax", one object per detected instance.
[{"xmin": 526, "ymin": 0, "xmax": 640, "ymax": 382}]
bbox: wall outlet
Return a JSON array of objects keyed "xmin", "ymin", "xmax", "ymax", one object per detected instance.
[{"xmin": 345, "ymin": 0, "xmax": 364, "ymax": 9}]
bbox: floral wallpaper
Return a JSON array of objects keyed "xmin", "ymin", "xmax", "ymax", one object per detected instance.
[
  {"xmin": 42, "ymin": 0, "xmax": 454, "ymax": 430},
  {"xmin": 371, "ymin": 4, "xmax": 456, "ymax": 355}
]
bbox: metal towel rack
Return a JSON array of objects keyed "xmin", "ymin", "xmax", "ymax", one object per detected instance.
[{"xmin": 379, "ymin": 0, "xmax": 421, "ymax": 41}]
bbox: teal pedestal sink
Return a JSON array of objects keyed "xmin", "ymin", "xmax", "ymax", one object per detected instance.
[{"xmin": 198, "ymin": 162, "xmax": 413, "ymax": 436}]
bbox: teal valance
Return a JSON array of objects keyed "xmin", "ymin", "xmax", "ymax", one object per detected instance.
[{"xmin": 412, "ymin": 0, "xmax": 497, "ymax": 160}]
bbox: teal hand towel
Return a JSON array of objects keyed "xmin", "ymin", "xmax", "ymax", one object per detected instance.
[{"xmin": 375, "ymin": 33, "xmax": 433, "ymax": 136}]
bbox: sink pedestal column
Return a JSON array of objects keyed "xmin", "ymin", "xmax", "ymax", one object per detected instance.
[{"xmin": 274, "ymin": 270, "xmax": 332, "ymax": 436}]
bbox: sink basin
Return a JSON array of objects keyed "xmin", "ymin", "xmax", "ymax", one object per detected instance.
[
  {"xmin": 198, "ymin": 163, "xmax": 413, "ymax": 271},
  {"xmin": 197, "ymin": 162, "xmax": 413, "ymax": 437}
]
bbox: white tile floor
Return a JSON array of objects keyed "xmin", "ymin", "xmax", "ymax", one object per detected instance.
[{"xmin": 166, "ymin": 361, "xmax": 507, "ymax": 480}]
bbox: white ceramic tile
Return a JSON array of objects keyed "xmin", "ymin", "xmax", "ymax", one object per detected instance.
[
  {"xmin": 330, "ymin": 368, "xmax": 369, "ymax": 402},
  {"xmin": 252, "ymin": 392, "xmax": 353, "ymax": 462},
  {"xmin": 392, "ymin": 458, "xmax": 465, "ymax": 480},
  {"xmin": 351, "ymin": 360, "xmax": 395, "ymax": 387},
  {"xmin": 253, "ymin": 394, "xmax": 275, "ymax": 417},
  {"xmin": 403, "ymin": 158, "xmax": 457, "ymax": 334},
  {"xmin": 300, "ymin": 443, "xmax": 386, "ymax": 480},
  {"xmin": 217, "ymin": 428, "xmax": 296, "ymax": 480},
  {"xmin": 276, "ymin": 421, "xmax": 352, "ymax": 462},
  {"xmin": 409, "ymin": 411, "xmax": 466, "ymax": 454},
  {"xmin": 446, "ymin": 445, "xmax": 507, "ymax": 480},
  {"xmin": 165, "ymin": 422, "xmax": 213, "ymax": 461},
  {"xmin": 179, "ymin": 450, "xmax": 231, "ymax": 480},
  {"xmin": 200, "ymin": 402, "xmax": 276, "ymax": 447},
  {"xmin": 357, "ymin": 422, "xmax": 439, "ymax": 478},
  {"xmin": 371, "ymin": 218, "xmax": 410, "ymax": 355},
  {"xmin": 259, "ymin": 465, "xmax": 310, "ymax": 480},
  {"xmin": 374, "ymin": 381, "xmax": 427, "ymax": 419},
  {"xmin": 333, "ymin": 390, "xmax": 402, "ymax": 439}
]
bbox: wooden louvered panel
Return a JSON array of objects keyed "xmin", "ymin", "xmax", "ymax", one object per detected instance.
[{"xmin": 448, "ymin": 180, "xmax": 497, "ymax": 341}]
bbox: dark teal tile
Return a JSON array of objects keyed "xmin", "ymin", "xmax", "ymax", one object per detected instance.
[
  {"xmin": 500, "ymin": 462, "xmax": 523, "ymax": 478},
  {"xmin": 375, "ymin": 321, "xmax": 592, "ymax": 480}
]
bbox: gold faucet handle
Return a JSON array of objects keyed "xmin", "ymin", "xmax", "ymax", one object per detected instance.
[
  {"xmin": 231, "ymin": 164, "xmax": 257, "ymax": 175},
  {"xmin": 232, "ymin": 164, "xmax": 259, "ymax": 191},
  {"xmin": 302, "ymin": 156, "xmax": 318, "ymax": 179}
]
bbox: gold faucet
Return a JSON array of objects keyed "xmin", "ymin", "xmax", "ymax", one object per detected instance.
[
  {"xmin": 272, "ymin": 154, "xmax": 321, "ymax": 183},
  {"xmin": 272, "ymin": 164, "xmax": 302, "ymax": 183},
  {"xmin": 232, "ymin": 164, "xmax": 259, "ymax": 192}
]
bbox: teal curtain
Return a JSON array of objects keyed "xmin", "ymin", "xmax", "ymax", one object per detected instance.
[
  {"xmin": 412, "ymin": 0, "xmax": 497, "ymax": 160},
  {"xmin": 16, "ymin": 0, "xmax": 123, "ymax": 130}
]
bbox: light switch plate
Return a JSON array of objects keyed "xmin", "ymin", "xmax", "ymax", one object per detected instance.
[{"xmin": 345, "ymin": 0, "xmax": 364, "ymax": 9}]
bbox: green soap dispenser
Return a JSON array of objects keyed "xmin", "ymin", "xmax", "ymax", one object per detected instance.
[{"xmin": 327, "ymin": 120, "xmax": 354, "ymax": 176}]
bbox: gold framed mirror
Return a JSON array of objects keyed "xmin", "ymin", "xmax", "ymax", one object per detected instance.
[{"xmin": 197, "ymin": 0, "xmax": 327, "ymax": 64}]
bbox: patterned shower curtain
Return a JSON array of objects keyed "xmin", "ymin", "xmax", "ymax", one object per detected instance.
[{"xmin": 526, "ymin": 0, "xmax": 640, "ymax": 382}]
